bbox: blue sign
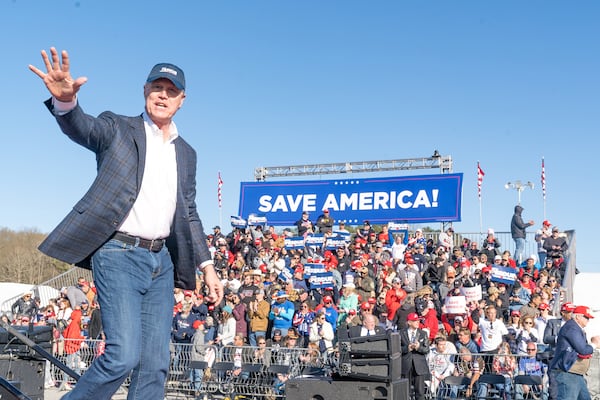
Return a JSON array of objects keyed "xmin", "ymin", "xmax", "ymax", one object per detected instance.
[
  {"xmin": 490, "ymin": 266, "xmax": 518, "ymax": 285},
  {"xmin": 238, "ymin": 173, "xmax": 463, "ymax": 225}
]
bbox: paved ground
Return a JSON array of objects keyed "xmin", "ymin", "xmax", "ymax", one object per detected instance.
[{"xmin": 44, "ymin": 386, "xmax": 128, "ymax": 400}]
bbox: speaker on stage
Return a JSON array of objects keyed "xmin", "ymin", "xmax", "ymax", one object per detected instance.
[
  {"xmin": 338, "ymin": 331, "xmax": 401, "ymax": 381},
  {"xmin": 338, "ymin": 354, "xmax": 402, "ymax": 382},
  {"xmin": 338, "ymin": 332, "xmax": 400, "ymax": 357},
  {"xmin": 0, "ymin": 357, "xmax": 44, "ymax": 400},
  {"xmin": 0, "ymin": 325, "xmax": 53, "ymax": 358},
  {"xmin": 286, "ymin": 377, "xmax": 410, "ymax": 400}
]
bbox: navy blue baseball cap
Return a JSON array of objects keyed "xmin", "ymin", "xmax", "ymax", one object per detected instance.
[{"xmin": 146, "ymin": 63, "xmax": 185, "ymax": 90}]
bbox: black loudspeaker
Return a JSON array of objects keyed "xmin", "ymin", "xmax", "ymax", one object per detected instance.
[
  {"xmin": 286, "ymin": 377, "xmax": 410, "ymax": 400},
  {"xmin": 0, "ymin": 357, "xmax": 45, "ymax": 400},
  {"xmin": 338, "ymin": 332, "xmax": 401, "ymax": 357},
  {"xmin": 338, "ymin": 332, "xmax": 401, "ymax": 381},
  {"xmin": 0, "ymin": 326, "xmax": 53, "ymax": 358},
  {"xmin": 0, "ymin": 378, "xmax": 23, "ymax": 400},
  {"xmin": 338, "ymin": 354, "xmax": 402, "ymax": 382}
]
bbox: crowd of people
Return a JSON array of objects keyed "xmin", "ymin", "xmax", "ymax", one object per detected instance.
[
  {"xmin": 3, "ymin": 213, "xmax": 592, "ymax": 399},
  {"xmin": 165, "ymin": 214, "xmax": 583, "ymax": 399}
]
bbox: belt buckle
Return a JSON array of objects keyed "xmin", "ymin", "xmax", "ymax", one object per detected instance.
[{"xmin": 149, "ymin": 239, "xmax": 157, "ymax": 251}]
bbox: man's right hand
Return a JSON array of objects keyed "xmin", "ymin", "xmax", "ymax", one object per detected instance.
[{"xmin": 29, "ymin": 47, "xmax": 87, "ymax": 102}]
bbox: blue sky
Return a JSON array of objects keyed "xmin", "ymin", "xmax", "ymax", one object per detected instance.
[{"xmin": 3, "ymin": 1, "xmax": 599, "ymax": 272}]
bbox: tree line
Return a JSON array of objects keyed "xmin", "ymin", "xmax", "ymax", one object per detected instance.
[{"xmin": 0, "ymin": 228, "xmax": 69, "ymax": 284}]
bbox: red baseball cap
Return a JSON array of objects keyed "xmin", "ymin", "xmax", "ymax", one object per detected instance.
[
  {"xmin": 323, "ymin": 295, "xmax": 333, "ymax": 304},
  {"xmin": 538, "ymin": 303, "xmax": 550, "ymax": 311},
  {"xmin": 573, "ymin": 306, "xmax": 594, "ymax": 319},
  {"xmin": 561, "ymin": 302, "xmax": 576, "ymax": 312},
  {"xmin": 407, "ymin": 313, "xmax": 420, "ymax": 322}
]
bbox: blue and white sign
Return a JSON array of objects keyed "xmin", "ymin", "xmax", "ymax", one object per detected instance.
[
  {"xmin": 284, "ymin": 237, "xmax": 305, "ymax": 250},
  {"xmin": 490, "ymin": 266, "xmax": 518, "ymax": 285},
  {"xmin": 239, "ymin": 173, "xmax": 463, "ymax": 225}
]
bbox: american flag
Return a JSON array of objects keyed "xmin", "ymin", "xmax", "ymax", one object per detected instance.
[
  {"xmin": 477, "ymin": 162, "xmax": 485, "ymax": 199},
  {"xmin": 541, "ymin": 158, "xmax": 546, "ymax": 200},
  {"xmin": 218, "ymin": 172, "xmax": 223, "ymax": 208}
]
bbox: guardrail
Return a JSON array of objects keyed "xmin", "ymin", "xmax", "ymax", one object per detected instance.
[{"xmin": 44, "ymin": 338, "xmax": 574, "ymax": 400}]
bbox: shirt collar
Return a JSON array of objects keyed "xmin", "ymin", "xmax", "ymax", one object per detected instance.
[{"xmin": 142, "ymin": 112, "xmax": 179, "ymax": 142}]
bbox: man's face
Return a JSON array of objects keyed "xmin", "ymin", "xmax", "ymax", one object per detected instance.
[
  {"xmin": 407, "ymin": 319, "xmax": 420, "ymax": 329},
  {"xmin": 485, "ymin": 307, "xmax": 497, "ymax": 321},
  {"xmin": 144, "ymin": 78, "xmax": 185, "ymax": 128},
  {"xmin": 436, "ymin": 340, "xmax": 447, "ymax": 352},
  {"xmin": 458, "ymin": 331, "xmax": 470, "ymax": 344},
  {"xmin": 363, "ymin": 315, "xmax": 376, "ymax": 330}
]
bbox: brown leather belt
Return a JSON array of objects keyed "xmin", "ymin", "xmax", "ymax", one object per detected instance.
[{"xmin": 111, "ymin": 232, "xmax": 165, "ymax": 252}]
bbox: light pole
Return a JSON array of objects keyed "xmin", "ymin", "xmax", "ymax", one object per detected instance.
[{"xmin": 505, "ymin": 180, "xmax": 534, "ymax": 204}]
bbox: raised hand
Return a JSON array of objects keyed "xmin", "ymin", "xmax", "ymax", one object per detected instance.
[{"xmin": 29, "ymin": 47, "xmax": 87, "ymax": 102}]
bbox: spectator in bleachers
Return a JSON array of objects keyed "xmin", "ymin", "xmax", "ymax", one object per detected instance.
[
  {"xmin": 189, "ymin": 320, "xmax": 208, "ymax": 395},
  {"xmin": 253, "ymin": 336, "xmax": 271, "ymax": 369},
  {"xmin": 534, "ymin": 303, "xmax": 553, "ymax": 352},
  {"xmin": 347, "ymin": 313, "xmax": 384, "ymax": 338},
  {"xmin": 423, "ymin": 256, "xmax": 446, "ymax": 295},
  {"xmin": 480, "ymin": 229, "xmax": 502, "ymax": 262},
  {"xmin": 449, "ymin": 347, "xmax": 486, "ymax": 399},
  {"xmin": 268, "ymin": 291, "xmax": 295, "ymax": 336},
  {"xmin": 309, "ymin": 311, "xmax": 334, "ymax": 355},
  {"xmin": 11, "ymin": 291, "xmax": 38, "ymax": 322},
  {"xmin": 543, "ymin": 227, "xmax": 568, "ymax": 280},
  {"xmin": 416, "ymin": 291, "xmax": 439, "ymax": 341},
  {"xmin": 517, "ymin": 314, "xmax": 539, "ymax": 355},
  {"xmin": 222, "ymin": 333, "xmax": 252, "ymax": 381},
  {"xmin": 398, "ymin": 253, "xmax": 423, "ymax": 293},
  {"xmin": 355, "ymin": 264, "xmax": 376, "ymax": 302},
  {"xmin": 516, "ymin": 342, "xmax": 547, "ymax": 400},
  {"xmin": 454, "ymin": 327, "xmax": 480, "ymax": 354},
  {"xmin": 295, "ymin": 211, "xmax": 314, "ymax": 237},
  {"xmin": 337, "ymin": 283, "xmax": 359, "ymax": 325},
  {"xmin": 479, "ymin": 305, "xmax": 508, "ymax": 354},
  {"xmin": 385, "ymin": 278, "xmax": 407, "ymax": 328},
  {"xmin": 519, "ymin": 293, "xmax": 542, "ymax": 321},
  {"xmin": 428, "ymin": 336, "xmax": 455, "ymax": 399},
  {"xmin": 238, "ymin": 271, "xmax": 259, "ymax": 307},
  {"xmin": 438, "ymin": 267, "xmax": 456, "ymax": 300},
  {"xmin": 511, "ymin": 205, "xmax": 535, "ymax": 264},
  {"xmin": 535, "ymin": 220, "xmax": 552, "ymax": 267},
  {"xmin": 248, "ymin": 289, "xmax": 270, "ymax": 347},
  {"xmin": 491, "ymin": 341, "xmax": 517, "ymax": 400},
  {"xmin": 172, "ymin": 302, "xmax": 197, "ymax": 371},
  {"xmin": 215, "ymin": 305, "xmax": 236, "ymax": 346},
  {"xmin": 391, "ymin": 234, "xmax": 407, "ymax": 265},
  {"xmin": 230, "ymin": 293, "xmax": 247, "ymax": 342},
  {"xmin": 316, "ymin": 208, "xmax": 334, "ymax": 234},
  {"xmin": 222, "ymin": 269, "xmax": 242, "ymax": 294},
  {"xmin": 437, "ymin": 226, "xmax": 454, "ymax": 253},
  {"xmin": 506, "ymin": 310, "xmax": 522, "ymax": 354}
]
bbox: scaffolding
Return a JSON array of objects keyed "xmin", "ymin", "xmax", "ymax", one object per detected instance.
[{"xmin": 254, "ymin": 150, "xmax": 452, "ymax": 181}]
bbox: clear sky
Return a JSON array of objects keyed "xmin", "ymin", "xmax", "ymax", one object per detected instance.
[{"xmin": 2, "ymin": 1, "xmax": 599, "ymax": 272}]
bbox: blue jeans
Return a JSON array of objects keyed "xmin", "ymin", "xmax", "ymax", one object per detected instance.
[
  {"xmin": 555, "ymin": 370, "xmax": 591, "ymax": 400},
  {"xmin": 514, "ymin": 238, "xmax": 526, "ymax": 264},
  {"xmin": 249, "ymin": 331, "xmax": 266, "ymax": 347},
  {"xmin": 62, "ymin": 239, "xmax": 174, "ymax": 400}
]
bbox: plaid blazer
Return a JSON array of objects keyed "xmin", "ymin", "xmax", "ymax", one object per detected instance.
[{"xmin": 38, "ymin": 100, "xmax": 210, "ymax": 290}]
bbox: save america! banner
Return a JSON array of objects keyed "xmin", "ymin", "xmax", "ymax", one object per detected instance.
[{"xmin": 238, "ymin": 173, "xmax": 463, "ymax": 225}]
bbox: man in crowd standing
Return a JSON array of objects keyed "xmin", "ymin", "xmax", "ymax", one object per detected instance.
[
  {"xmin": 401, "ymin": 313, "xmax": 430, "ymax": 400},
  {"xmin": 511, "ymin": 205, "xmax": 534, "ymax": 265},
  {"xmin": 29, "ymin": 48, "xmax": 223, "ymax": 400},
  {"xmin": 549, "ymin": 305, "xmax": 600, "ymax": 400}
]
